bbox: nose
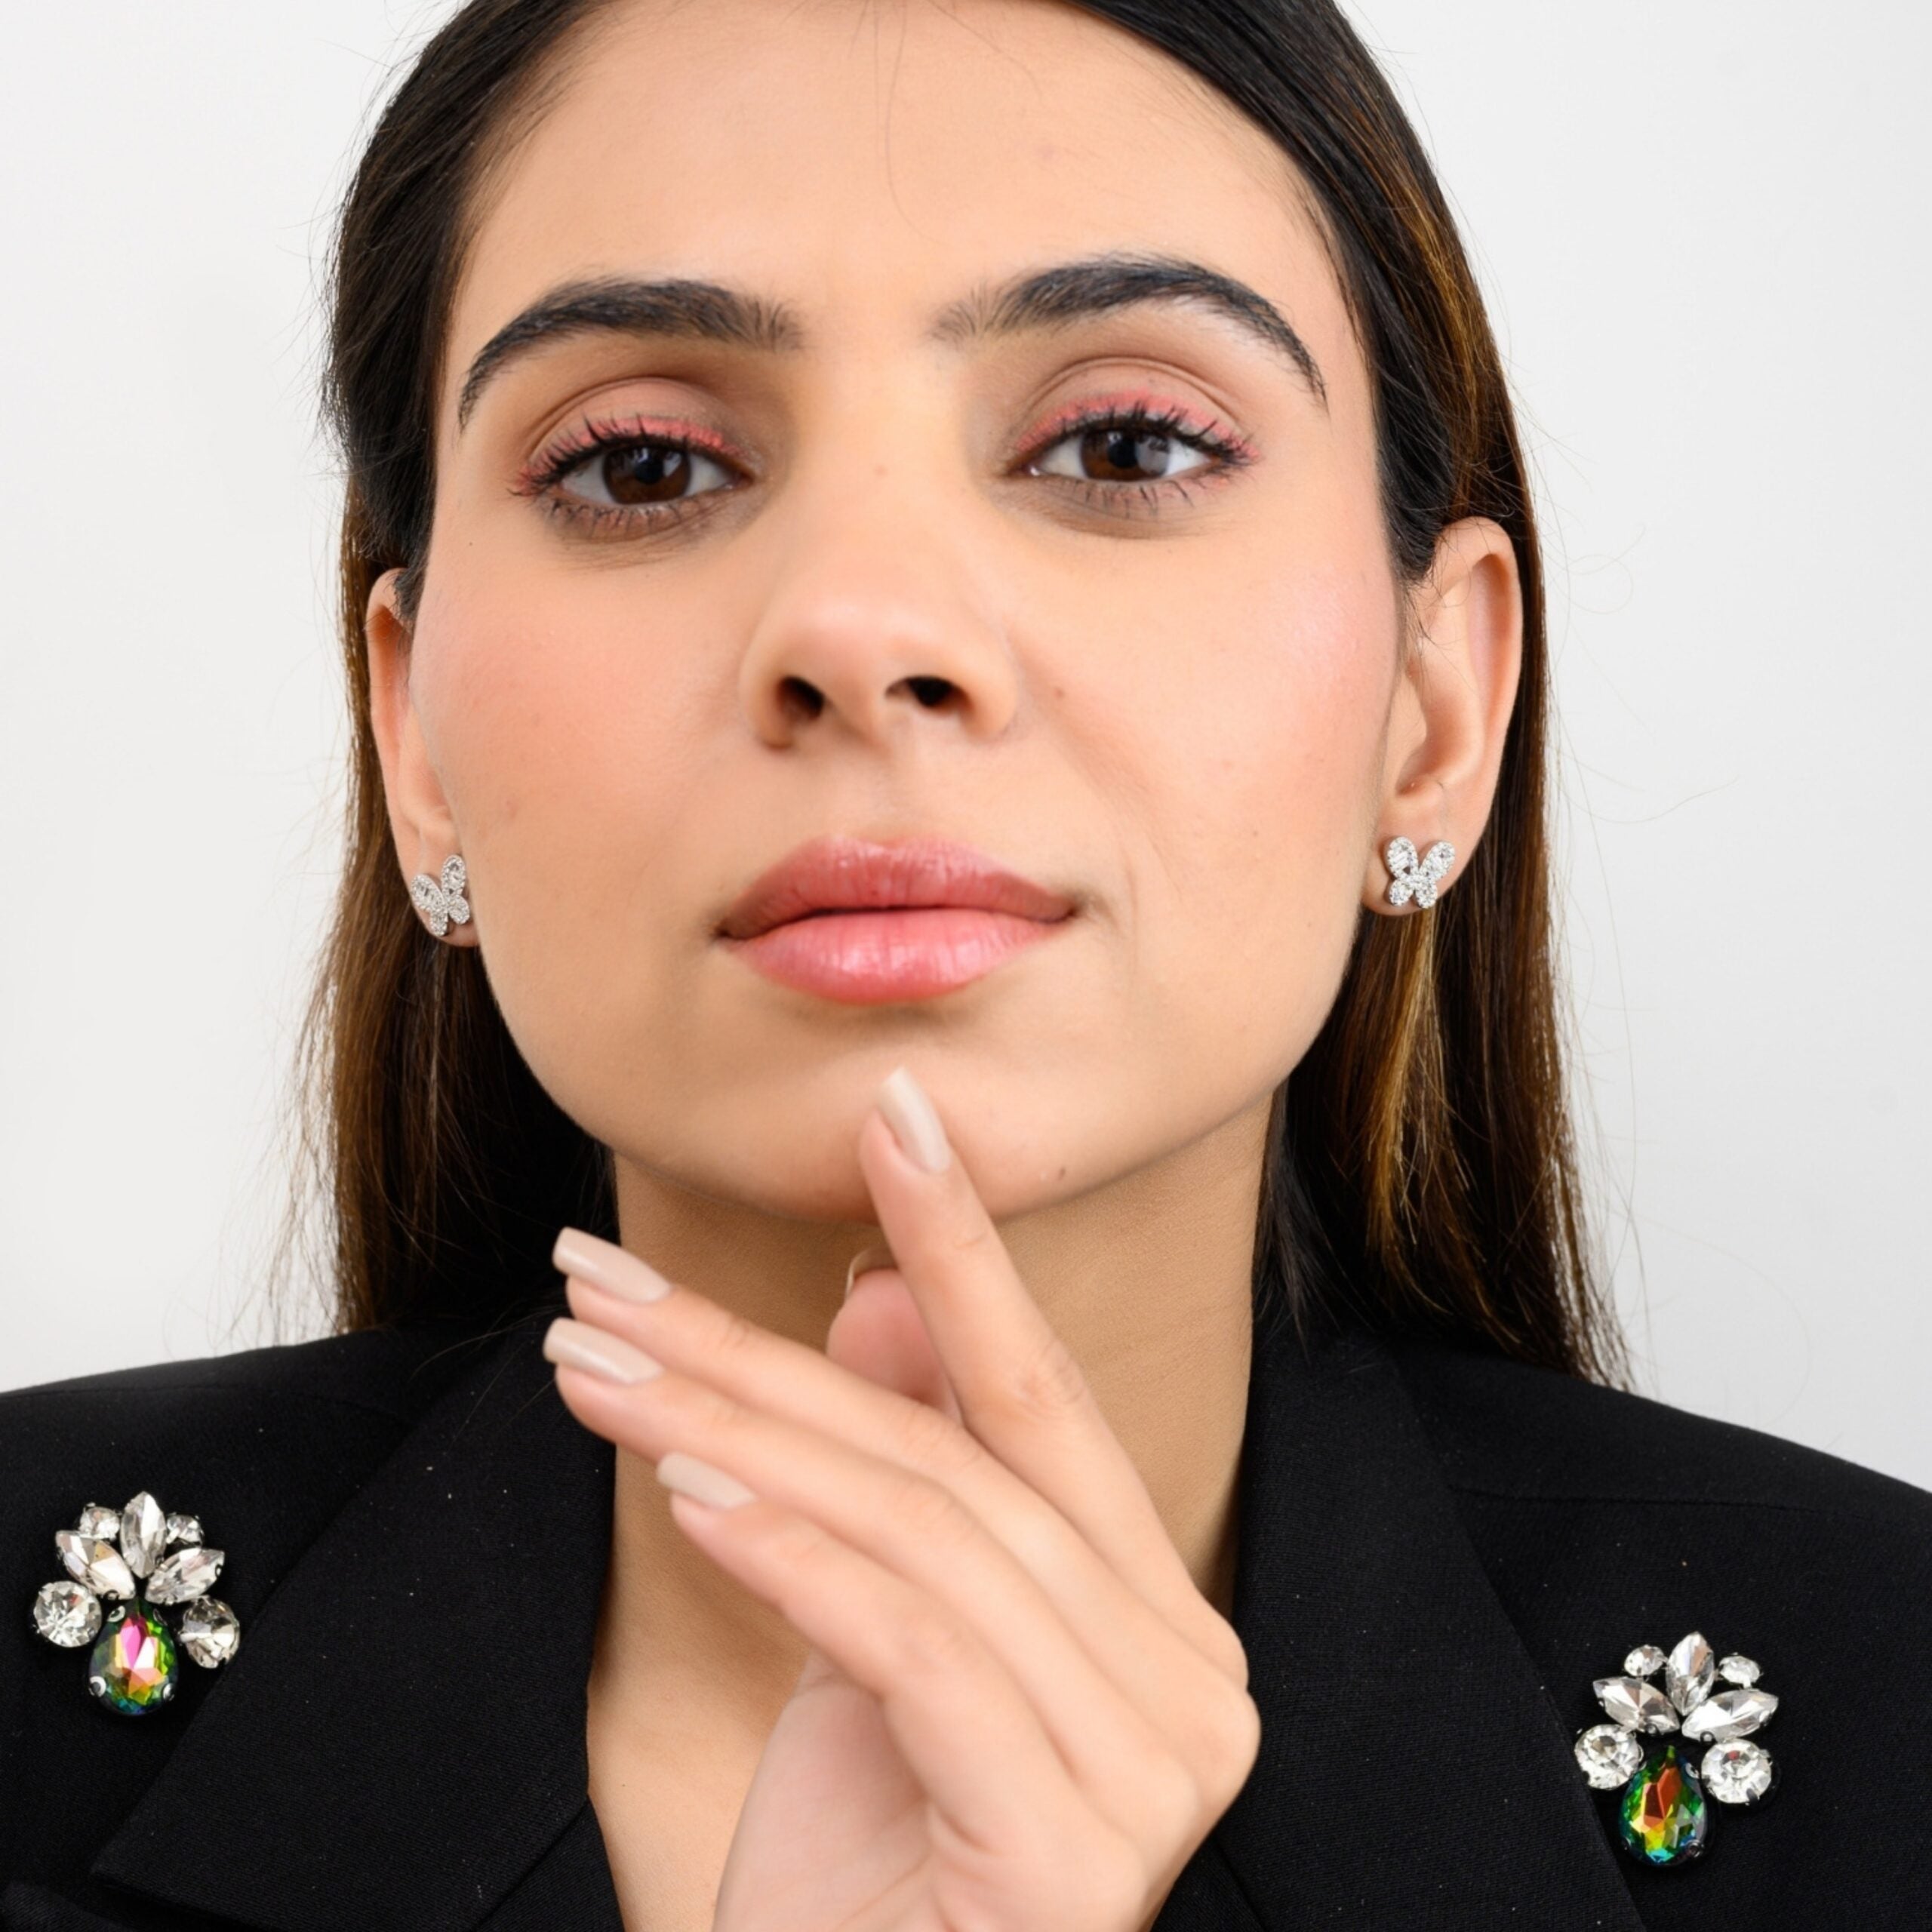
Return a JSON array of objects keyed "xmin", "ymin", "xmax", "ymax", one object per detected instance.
[{"xmin": 736, "ymin": 462, "xmax": 1021, "ymax": 752}]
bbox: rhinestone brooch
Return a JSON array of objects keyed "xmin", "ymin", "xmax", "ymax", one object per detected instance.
[
  {"xmin": 29, "ymin": 1493, "xmax": 240, "ymax": 1715},
  {"xmin": 1574, "ymin": 1631, "xmax": 1778, "ymax": 1868}
]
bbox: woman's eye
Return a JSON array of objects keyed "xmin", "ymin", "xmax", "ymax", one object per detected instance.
[
  {"xmin": 1029, "ymin": 422, "xmax": 1213, "ymax": 486},
  {"xmin": 555, "ymin": 438, "xmax": 735, "ymax": 508}
]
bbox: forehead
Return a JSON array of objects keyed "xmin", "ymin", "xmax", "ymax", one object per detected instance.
[{"xmin": 445, "ymin": 0, "xmax": 1355, "ymax": 413}]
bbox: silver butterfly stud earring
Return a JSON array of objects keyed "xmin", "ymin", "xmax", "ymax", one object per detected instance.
[
  {"xmin": 29, "ymin": 1493, "xmax": 240, "ymax": 1715},
  {"xmin": 411, "ymin": 854, "xmax": 472, "ymax": 938},
  {"xmin": 1383, "ymin": 835, "xmax": 1455, "ymax": 908}
]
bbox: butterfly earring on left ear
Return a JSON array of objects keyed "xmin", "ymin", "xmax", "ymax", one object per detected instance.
[{"xmin": 411, "ymin": 854, "xmax": 471, "ymax": 939}]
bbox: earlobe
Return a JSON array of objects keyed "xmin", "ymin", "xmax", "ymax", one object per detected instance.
[
  {"xmin": 1361, "ymin": 516, "xmax": 1524, "ymax": 918},
  {"xmin": 365, "ymin": 567, "xmax": 477, "ymax": 946}
]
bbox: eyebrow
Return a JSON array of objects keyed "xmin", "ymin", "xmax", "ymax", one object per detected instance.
[{"xmin": 454, "ymin": 251, "xmax": 1327, "ymax": 430}]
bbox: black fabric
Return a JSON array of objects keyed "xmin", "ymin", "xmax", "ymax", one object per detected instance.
[{"xmin": 2, "ymin": 1288, "xmax": 1927, "ymax": 1928}]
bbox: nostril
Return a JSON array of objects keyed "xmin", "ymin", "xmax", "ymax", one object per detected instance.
[
  {"xmin": 905, "ymin": 675, "xmax": 956, "ymax": 709},
  {"xmin": 777, "ymin": 675, "xmax": 824, "ymax": 722}
]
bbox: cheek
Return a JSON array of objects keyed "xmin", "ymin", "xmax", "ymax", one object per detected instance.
[
  {"xmin": 1091, "ymin": 548, "xmax": 1395, "ymax": 1054},
  {"xmin": 405, "ymin": 569, "xmax": 718, "ymax": 1052}
]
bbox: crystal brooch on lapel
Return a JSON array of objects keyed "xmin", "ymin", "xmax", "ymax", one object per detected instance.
[
  {"xmin": 1573, "ymin": 1632, "xmax": 1778, "ymax": 1867},
  {"xmin": 28, "ymin": 1493, "xmax": 241, "ymax": 1715}
]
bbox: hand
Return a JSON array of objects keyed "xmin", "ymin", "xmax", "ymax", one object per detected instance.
[{"xmin": 544, "ymin": 1066, "xmax": 1260, "ymax": 1931}]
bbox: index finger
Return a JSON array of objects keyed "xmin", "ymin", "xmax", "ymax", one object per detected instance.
[{"xmin": 864, "ymin": 1066, "xmax": 1211, "ymax": 1635}]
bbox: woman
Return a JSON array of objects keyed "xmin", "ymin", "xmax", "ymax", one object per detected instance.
[{"xmin": 4, "ymin": 1, "xmax": 1926, "ymax": 1925}]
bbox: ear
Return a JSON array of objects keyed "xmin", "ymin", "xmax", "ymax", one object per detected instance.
[
  {"xmin": 1361, "ymin": 516, "xmax": 1524, "ymax": 916},
  {"xmin": 365, "ymin": 568, "xmax": 478, "ymax": 946}
]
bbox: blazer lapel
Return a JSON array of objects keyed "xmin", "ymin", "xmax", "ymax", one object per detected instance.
[
  {"xmin": 84, "ymin": 1290, "xmax": 1644, "ymax": 1930},
  {"xmin": 88, "ymin": 1298, "xmax": 624, "ymax": 1932},
  {"xmin": 1152, "ymin": 1307, "xmax": 1645, "ymax": 1930}
]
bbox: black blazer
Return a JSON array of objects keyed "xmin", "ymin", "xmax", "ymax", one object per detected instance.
[{"xmin": 3, "ymin": 1288, "xmax": 1928, "ymax": 1930}]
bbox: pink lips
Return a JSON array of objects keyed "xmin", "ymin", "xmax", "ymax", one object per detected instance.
[{"xmin": 715, "ymin": 835, "xmax": 1077, "ymax": 1003}]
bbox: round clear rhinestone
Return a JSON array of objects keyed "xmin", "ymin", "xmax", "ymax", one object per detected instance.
[
  {"xmin": 75, "ymin": 1504, "xmax": 121, "ymax": 1543},
  {"xmin": 1718, "ymin": 1654, "xmax": 1761, "ymax": 1687},
  {"xmin": 1575, "ymin": 1723, "xmax": 1645, "ymax": 1789},
  {"xmin": 1702, "ymin": 1739, "xmax": 1775, "ymax": 1805},
  {"xmin": 178, "ymin": 1597, "xmax": 242, "ymax": 1668},
  {"xmin": 165, "ymin": 1513, "xmax": 202, "ymax": 1547},
  {"xmin": 1623, "ymin": 1644, "xmax": 1666, "ymax": 1677},
  {"xmin": 32, "ymin": 1580, "xmax": 103, "ymax": 1647}
]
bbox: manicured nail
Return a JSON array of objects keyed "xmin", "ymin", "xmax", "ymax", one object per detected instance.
[
  {"xmin": 876, "ymin": 1066, "xmax": 951, "ymax": 1174},
  {"xmin": 657, "ymin": 1451, "xmax": 755, "ymax": 1509},
  {"xmin": 554, "ymin": 1226, "xmax": 672, "ymax": 1303},
  {"xmin": 543, "ymin": 1315, "xmax": 663, "ymax": 1385},
  {"xmin": 844, "ymin": 1243, "xmax": 899, "ymax": 1300}
]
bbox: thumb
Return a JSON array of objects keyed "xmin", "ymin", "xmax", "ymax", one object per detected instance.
[{"xmin": 824, "ymin": 1263, "xmax": 963, "ymax": 1423}]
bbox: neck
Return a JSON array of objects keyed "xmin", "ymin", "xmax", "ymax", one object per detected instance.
[{"xmin": 593, "ymin": 1098, "xmax": 1267, "ymax": 1735}]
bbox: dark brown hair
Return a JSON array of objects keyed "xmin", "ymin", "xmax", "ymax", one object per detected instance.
[{"xmin": 284, "ymin": 0, "xmax": 1624, "ymax": 1383}]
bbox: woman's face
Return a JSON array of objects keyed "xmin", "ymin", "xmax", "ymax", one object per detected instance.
[{"xmin": 373, "ymin": 0, "xmax": 1509, "ymax": 1224}]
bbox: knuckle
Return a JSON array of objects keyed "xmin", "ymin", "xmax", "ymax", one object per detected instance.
[
  {"xmin": 946, "ymin": 1206, "xmax": 997, "ymax": 1256},
  {"xmin": 668, "ymin": 1375, "xmax": 742, "ymax": 1435},
  {"xmin": 1194, "ymin": 1610, "xmax": 1253, "ymax": 1690},
  {"xmin": 1135, "ymin": 1754, "xmax": 1205, "ymax": 1846},
  {"xmin": 883, "ymin": 1466, "xmax": 973, "ymax": 1548},
  {"xmin": 889, "ymin": 1393, "xmax": 977, "ymax": 1475},
  {"xmin": 1081, "ymin": 1829, "xmax": 1155, "ymax": 1926},
  {"xmin": 1196, "ymin": 1687, "xmax": 1263, "ymax": 1800},
  {"xmin": 705, "ymin": 1304, "xmax": 763, "ymax": 1363},
  {"xmin": 886, "ymin": 1599, "xmax": 983, "ymax": 1682},
  {"xmin": 995, "ymin": 1328, "xmax": 1093, "ymax": 1426}
]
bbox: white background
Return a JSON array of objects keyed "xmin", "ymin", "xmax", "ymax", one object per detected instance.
[{"xmin": 2, "ymin": 3, "xmax": 1926, "ymax": 1489}]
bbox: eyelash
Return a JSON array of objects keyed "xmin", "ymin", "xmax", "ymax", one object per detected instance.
[{"xmin": 511, "ymin": 401, "xmax": 1255, "ymax": 538}]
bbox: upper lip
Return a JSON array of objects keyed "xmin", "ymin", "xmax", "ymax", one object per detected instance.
[{"xmin": 717, "ymin": 835, "xmax": 1077, "ymax": 940}]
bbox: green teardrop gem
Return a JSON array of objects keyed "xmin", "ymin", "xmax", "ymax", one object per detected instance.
[
  {"xmin": 1618, "ymin": 1742, "xmax": 1709, "ymax": 1866},
  {"xmin": 87, "ymin": 1598, "xmax": 179, "ymax": 1715}
]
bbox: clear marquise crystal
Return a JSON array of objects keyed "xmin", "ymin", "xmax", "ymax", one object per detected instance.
[
  {"xmin": 75, "ymin": 1504, "xmax": 121, "ymax": 1543},
  {"xmin": 118, "ymin": 1491, "xmax": 168, "ymax": 1578},
  {"xmin": 1595, "ymin": 1675, "xmax": 1679, "ymax": 1733},
  {"xmin": 1702, "ymin": 1739, "xmax": 1776, "ymax": 1804},
  {"xmin": 164, "ymin": 1512, "xmax": 202, "ymax": 1547},
  {"xmin": 1575, "ymin": 1723, "xmax": 1645, "ymax": 1789},
  {"xmin": 177, "ymin": 1596, "xmax": 242, "ymax": 1667},
  {"xmin": 1681, "ymin": 1688, "xmax": 1779, "ymax": 1743},
  {"xmin": 1718, "ymin": 1654, "xmax": 1761, "ymax": 1687},
  {"xmin": 32, "ymin": 1580, "xmax": 103, "ymax": 1647},
  {"xmin": 145, "ymin": 1545, "xmax": 223, "ymax": 1604},
  {"xmin": 1623, "ymin": 1644, "xmax": 1666, "ymax": 1677},
  {"xmin": 1664, "ymin": 1632, "xmax": 1716, "ymax": 1716},
  {"xmin": 55, "ymin": 1531, "xmax": 135, "ymax": 1601}
]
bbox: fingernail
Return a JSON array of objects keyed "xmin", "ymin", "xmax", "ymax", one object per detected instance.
[
  {"xmin": 844, "ymin": 1243, "xmax": 898, "ymax": 1300},
  {"xmin": 875, "ymin": 1066, "xmax": 951, "ymax": 1174},
  {"xmin": 554, "ymin": 1226, "xmax": 672, "ymax": 1303},
  {"xmin": 543, "ymin": 1315, "xmax": 663, "ymax": 1385},
  {"xmin": 657, "ymin": 1451, "xmax": 755, "ymax": 1509}
]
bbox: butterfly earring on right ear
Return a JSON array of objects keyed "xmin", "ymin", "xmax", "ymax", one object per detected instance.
[
  {"xmin": 1383, "ymin": 836, "xmax": 1455, "ymax": 909},
  {"xmin": 411, "ymin": 854, "xmax": 472, "ymax": 938}
]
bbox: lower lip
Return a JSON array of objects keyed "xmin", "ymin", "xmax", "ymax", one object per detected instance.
[{"xmin": 724, "ymin": 906, "xmax": 1070, "ymax": 1002}]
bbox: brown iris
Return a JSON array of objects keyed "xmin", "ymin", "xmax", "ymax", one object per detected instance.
[
  {"xmin": 1075, "ymin": 426, "xmax": 1174, "ymax": 482},
  {"xmin": 600, "ymin": 442, "xmax": 697, "ymax": 504}
]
